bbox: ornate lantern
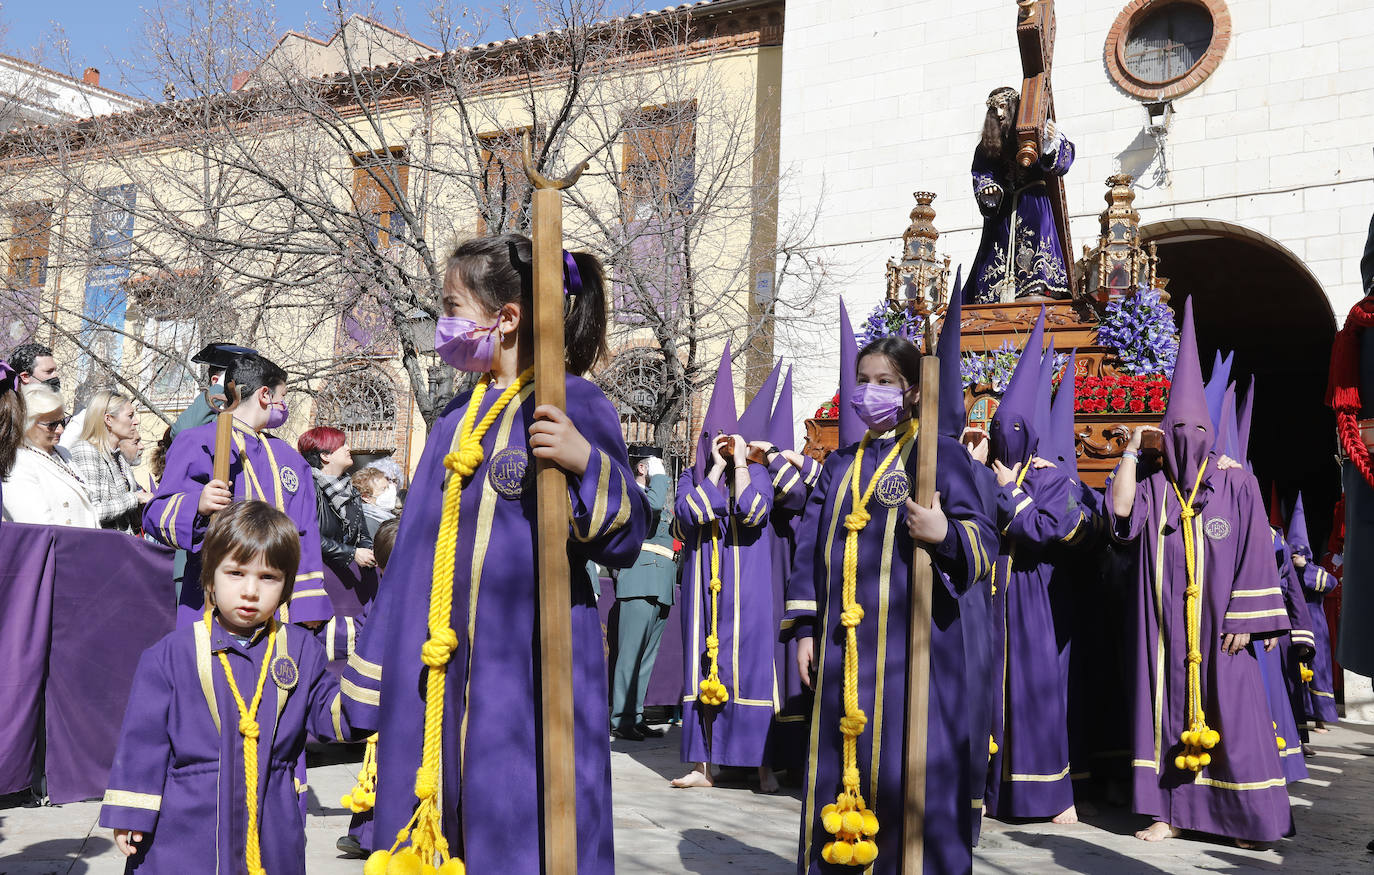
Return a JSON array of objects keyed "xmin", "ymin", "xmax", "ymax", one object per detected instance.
[{"xmin": 884, "ymin": 192, "xmax": 951, "ymax": 346}]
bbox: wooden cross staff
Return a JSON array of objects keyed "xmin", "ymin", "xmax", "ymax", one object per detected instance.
[
  {"xmin": 209, "ymin": 381, "xmax": 242, "ymax": 494},
  {"xmin": 901, "ymin": 353, "xmax": 941, "ymax": 874},
  {"xmin": 521, "ymin": 135, "xmax": 589, "ymax": 875}
]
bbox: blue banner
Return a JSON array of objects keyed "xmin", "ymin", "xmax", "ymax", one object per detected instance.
[{"xmin": 80, "ymin": 184, "xmax": 136, "ymax": 376}]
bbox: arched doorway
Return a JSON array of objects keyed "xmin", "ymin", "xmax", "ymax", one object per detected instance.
[{"xmin": 1141, "ymin": 219, "xmax": 1340, "ymax": 549}]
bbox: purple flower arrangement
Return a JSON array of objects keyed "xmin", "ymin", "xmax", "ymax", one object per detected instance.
[
  {"xmin": 857, "ymin": 301, "xmax": 926, "ymax": 349},
  {"xmin": 1094, "ymin": 286, "xmax": 1179, "ymax": 376},
  {"xmin": 959, "ymin": 340, "xmax": 1069, "ymax": 395}
]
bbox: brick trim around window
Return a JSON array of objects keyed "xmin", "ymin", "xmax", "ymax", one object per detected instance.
[{"xmin": 1104, "ymin": 0, "xmax": 1231, "ymax": 102}]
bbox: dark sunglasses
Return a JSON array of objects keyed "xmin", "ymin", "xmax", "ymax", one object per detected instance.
[{"xmin": 37, "ymin": 416, "xmax": 72, "ymax": 432}]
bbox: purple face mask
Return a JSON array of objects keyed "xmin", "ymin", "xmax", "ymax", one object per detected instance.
[
  {"xmin": 850, "ymin": 383, "xmax": 910, "ymax": 433},
  {"xmin": 265, "ymin": 399, "xmax": 289, "ymax": 430},
  {"xmin": 435, "ymin": 315, "xmax": 500, "ymax": 373}
]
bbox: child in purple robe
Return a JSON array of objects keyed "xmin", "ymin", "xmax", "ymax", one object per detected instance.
[
  {"xmin": 144, "ymin": 353, "xmax": 331, "ymax": 628},
  {"xmin": 1287, "ymin": 495, "xmax": 1340, "ymax": 726},
  {"xmin": 786, "ymin": 336, "xmax": 995, "ymax": 874},
  {"xmin": 101, "ymin": 501, "xmax": 357, "ymax": 874},
  {"xmin": 670, "ymin": 346, "xmax": 780, "ymax": 792},
  {"xmin": 1110, "ymin": 300, "xmax": 1291, "ymax": 847},
  {"xmin": 340, "ymin": 234, "xmax": 647, "ymax": 875}
]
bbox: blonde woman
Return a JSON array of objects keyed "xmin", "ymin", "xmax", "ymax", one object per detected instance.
[
  {"xmin": 2, "ymin": 383, "xmax": 98, "ymax": 527},
  {"xmin": 69, "ymin": 390, "xmax": 150, "ymax": 534}
]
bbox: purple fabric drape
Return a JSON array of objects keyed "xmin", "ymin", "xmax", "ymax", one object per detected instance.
[
  {"xmin": 0, "ymin": 524, "xmax": 57, "ymax": 795},
  {"xmin": 0, "ymin": 523, "xmax": 175, "ymax": 803}
]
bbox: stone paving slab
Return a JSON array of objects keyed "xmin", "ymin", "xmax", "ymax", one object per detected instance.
[{"xmin": 2, "ymin": 723, "xmax": 1371, "ymax": 873}]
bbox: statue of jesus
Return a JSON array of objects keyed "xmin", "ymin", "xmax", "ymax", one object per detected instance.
[{"xmin": 961, "ymin": 86, "xmax": 1075, "ymax": 304}]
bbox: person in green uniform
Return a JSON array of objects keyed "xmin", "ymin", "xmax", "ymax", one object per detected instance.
[
  {"xmin": 169, "ymin": 343, "xmax": 258, "ymax": 439},
  {"xmin": 610, "ymin": 444, "xmax": 678, "ymax": 741}
]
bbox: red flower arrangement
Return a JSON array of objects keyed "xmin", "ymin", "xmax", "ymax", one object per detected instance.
[
  {"xmin": 1076, "ymin": 374, "xmax": 1170, "ymax": 416},
  {"xmin": 814, "ymin": 392, "xmax": 841, "ymax": 420}
]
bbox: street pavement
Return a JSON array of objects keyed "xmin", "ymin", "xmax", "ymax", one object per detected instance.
[{"xmin": 2, "ymin": 722, "xmax": 1371, "ymax": 873}]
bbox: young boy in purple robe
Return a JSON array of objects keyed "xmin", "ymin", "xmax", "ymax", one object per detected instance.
[
  {"xmin": 786, "ymin": 336, "xmax": 995, "ymax": 874},
  {"xmin": 339, "ymin": 235, "xmax": 647, "ymax": 875},
  {"xmin": 1287, "ymin": 495, "xmax": 1340, "ymax": 725},
  {"xmin": 101, "ymin": 501, "xmax": 357, "ymax": 874},
  {"xmin": 1110, "ymin": 299, "xmax": 1292, "ymax": 846},
  {"xmin": 983, "ymin": 313, "xmax": 1086, "ymax": 825},
  {"xmin": 671, "ymin": 345, "xmax": 781, "ymax": 793},
  {"xmin": 144, "ymin": 353, "xmax": 331, "ymax": 628}
]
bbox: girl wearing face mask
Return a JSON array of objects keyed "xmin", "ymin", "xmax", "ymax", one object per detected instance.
[
  {"xmin": 338, "ymin": 234, "xmax": 648, "ymax": 873},
  {"xmin": 783, "ymin": 336, "xmax": 996, "ymax": 874}
]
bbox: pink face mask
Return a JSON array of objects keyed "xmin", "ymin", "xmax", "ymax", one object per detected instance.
[
  {"xmin": 434, "ymin": 316, "xmax": 500, "ymax": 373},
  {"xmin": 849, "ymin": 383, "xmax": 911, "ymax": 433},
  {"xmin": 265, "ymin": 399, "xmax": 289, "ymax": 430}
]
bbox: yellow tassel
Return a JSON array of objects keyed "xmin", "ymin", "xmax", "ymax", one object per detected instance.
[
  {"xmin": 436, "ymin": 860, "xmax": 466, "ymax": 875},
  {"xmin": 207, "ymin": 610, "xmax": 276, "ymax": 875},
  {"xmin": 383, "ymin": 371, "xmax": 532, "ymax": 871},
  {"xmin": 823, "ymin": 422, "xmax": 914, "ymax": 864},
  {"xmin": 364, "ymin": 850, "xmax": 391, "ymax": 875},
  {"xmin": 1169, "ymin": 462, "xmax": 1220, "ymax": 773},
  {"xmin": 853, "ymin": 839, "xmax": 879, "ymax": 865}
]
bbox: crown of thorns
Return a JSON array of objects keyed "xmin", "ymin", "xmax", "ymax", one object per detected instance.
[{"xmin": 986, "ymin": 88, "xmax": 1018, "ymax": 110}]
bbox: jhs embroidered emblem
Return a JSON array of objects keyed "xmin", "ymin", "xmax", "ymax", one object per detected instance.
[
  {"xmin": 875, "ymin": 470, "xmax": 911, "ymax": 508},
  {"xmin": 1204, "ymin": 517, "xmax": 1231, "ymax": 541},
  {"xmin": 488, "ymin": 447, "xmax": 530, "ymax": 499},
  {"xmin": 281, "ymin": 466, "xmax": 299, "ymax": 494},
  {"xmin": 271, "ymin": 654, "xmax": 299, "ymax": 691}
]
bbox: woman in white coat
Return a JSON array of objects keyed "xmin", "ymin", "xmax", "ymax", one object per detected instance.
[{"xmin": 1, "ymin": 383, "xmax": 99, "ymax": 527}]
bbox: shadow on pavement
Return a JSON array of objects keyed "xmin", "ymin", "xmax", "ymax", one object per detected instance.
[
  {"xmin": 997, "ymin": 832, "xmax": 1173, "ymax": 874},
  {"xmin": 677, "ymin": 827, "xmax": 792, "ymax": 873},
  {"xmin": 0, "ymin": 835, "xmax": 113, "ymax": 872}
]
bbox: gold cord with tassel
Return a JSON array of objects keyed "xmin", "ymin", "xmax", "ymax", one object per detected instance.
[
  {"xmin": 1169, "ymin": 460, "xmax": 1219, "ymax": 773},
  {"xmin": 365, "ymin": 369, "xmax": 532, "ymax": 875}
]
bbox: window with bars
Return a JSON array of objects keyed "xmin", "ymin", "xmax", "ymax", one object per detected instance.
[
  {"xmin": 477, "ymin": 127, "xmax": 537, "ymax": 234},
  {"xmin": 351, "ymin": 147, "xmax": 410, "ymax": 249},
  {"xmin": 314, "ymin": 366, "xmax": 400, "ymax": 452},
  {"xmin": 8, "ymin": 201, "xmax": 52, "ymax": 289},
  {"xmin": 1123, "ymin": 3, "xmax": 1214, "ymax": 84},
  {"xmin": 622, "ymin": 102, "xmax": 696, "ymax": 220}
]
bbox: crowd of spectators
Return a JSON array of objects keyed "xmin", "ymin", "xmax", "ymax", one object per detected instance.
[{"xmin": 1, "ymin": 341, "xmax": 407, "ymax": 545}]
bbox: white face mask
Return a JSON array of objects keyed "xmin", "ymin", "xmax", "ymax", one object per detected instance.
[{"xmin": 375, "ymin": 484, "xmax": 397, "ymax": 510}]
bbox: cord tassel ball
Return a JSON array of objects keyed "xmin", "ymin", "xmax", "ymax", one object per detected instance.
[
  {"xmin": 382, "ymin": 371, "xmax": 531, "ymax": 872},
  {"xmin": 1169, "ymin": 462, "xmax": 1219, "ymax": 774}
]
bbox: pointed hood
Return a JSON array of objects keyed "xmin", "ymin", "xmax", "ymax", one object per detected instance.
[
  {"xmin": 1287, "ymin": 493, "xmax": 1313, "ymax": 558},
  {"xmin": 1236, "ymin": 378, "xmax": 1254, "ymax": 471},
  {"xmin": 937, "ymin": 266, "xmax": 966, "ymax": 439},
  {"xmin": 1160, "ymin": 297, "xmax": 1213, "ymax": 486},
  {"xmin": 989, "ymin": 307, "xmax": 1046, "ymax": 467},
  {"xmin": 1046, "ymin": 349, "xmax": 1079, "ymax": 473},
  {"xmin": 838, "ymin": 300, "xmax": 864, "ymax": 446},
  {"xmin": 738, "ymin": 360, "xmax": 782, "ymax": 440},
  {"xmin": 1035, "ymin": 339, "xmax": 1057, "ymax": 440},
  {"xmin": 1268, "ymin": 485, "xmax": 1285, "ymax": 531},
  {"xmin": 694, "ymin": 343, "xmax": 737, "ymax": 479},
  {"xmin": 1216, "ymin": 384, "xmax": 1239, "ymax": 461},
  {"xmin": 767, "ymin": 366, "xmax": 796, "ymax": 451},
  {"xmin": 1204, "ymin": 350, "xmax": 1234, "ymax": 432}
]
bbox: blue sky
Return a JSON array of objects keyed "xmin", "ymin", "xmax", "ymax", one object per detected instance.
[{"xmin": 2, "ymin": 1, "xmax": 598, "ymax": 98}]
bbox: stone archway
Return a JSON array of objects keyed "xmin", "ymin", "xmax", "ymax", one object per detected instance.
[{"xmin": 1140, "ymin": 218, "xmax": 1339, "ymax": 548}]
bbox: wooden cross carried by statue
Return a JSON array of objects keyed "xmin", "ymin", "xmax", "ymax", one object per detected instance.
[{"xmin": 1014, "ymin": 0, "xmax": 1074, "ymax": 290}]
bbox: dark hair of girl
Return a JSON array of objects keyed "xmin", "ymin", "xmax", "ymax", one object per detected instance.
[
  {"xmin": 0, "ymin": 388, "xmax": 25, "ymax": 479},
  {"xmin": 444, "ymin": 233, "xmax": 608, "ymax": 375},
  {"xmin": 856, "ymin": 336, "xmax": 924, "ymax": 389}
]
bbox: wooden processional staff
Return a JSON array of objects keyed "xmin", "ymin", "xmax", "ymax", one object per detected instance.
[
  {"xmin": 900, "ymin": 354, "xmax": 940, "ymax": 874},
  {"xmin": 209, "ymin": 382, "xmax": 242, "ymax": 495},
  {"xmin": 522, "ymin": 136, "xmax": 589, "ymax": 875}
]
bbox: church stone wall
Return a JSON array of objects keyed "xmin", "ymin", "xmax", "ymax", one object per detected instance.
[{"xmin": 777, "ymin": 0, "xmax": 1374, "ymax": 415}]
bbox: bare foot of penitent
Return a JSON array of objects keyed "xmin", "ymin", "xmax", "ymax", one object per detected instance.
[
  {"xmin": 1135, "ymin": 821, "xmax": 1181, "ymax": 842},
  {"xmin": 670, "ymin": 765, "xmax": 714, "ymax": 789},
  {"xmin": 757, "ymin": 766, "xmax": 779, "ymax": 794},
  {"xmin": 1052, "ymin": 804, "xmax": 1079, "ymax": 824}
]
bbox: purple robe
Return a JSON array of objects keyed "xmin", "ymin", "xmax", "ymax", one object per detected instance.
[
  {"xmin": 673, "ymin": 460, "xmax": 778, "ymax": 767},
  {"xmin": 766, "ymin": 452, "xmax": 823, "ymax": 770},
  {"xmin": 985, "ymin": 463, "xmax": 1086, "ymax": 818},
  {"xmin": 341, "ymin": 376, "xmax": 646, "ymax": 874},
  {"xmin": 962, "ymin": 130, "xmax": 1074, "ymax": 304},
  {"xmin": 144, "ymin": 420, "xmax": 330, "ymax": 626},
  {"xmin": 786, "ymin": 432, "xmax": 995, "ymax": 875},
  {"xmin": 1295, "ymin": 557, "xmax": 1339, "ymax": 722},
  {"xmin": 99, "ymin": 620, "xmax": 353, "ymax": 874},
  {"xmin": 1113, "ymin": 463, "xmax": 1293, "ymax": 842}
]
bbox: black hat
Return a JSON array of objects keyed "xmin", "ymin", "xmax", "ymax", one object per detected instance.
[
  {"xmin": 192, "ymin": 343, "xmax": 258, "ymax": 369},
  {"xmin": 627, "ymin": 444, "xmax": 663, "ymax": 460}
]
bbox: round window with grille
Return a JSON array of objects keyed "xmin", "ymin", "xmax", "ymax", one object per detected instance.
[
  {"xmin": 314, "ymin": 366, "xmax": 398, "ymax": 452},
  {"xmin": 1106, "ymin": 0, "xmax": 1230, "ymax": 101}
]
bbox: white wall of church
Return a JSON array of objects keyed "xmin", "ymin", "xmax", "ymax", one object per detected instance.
[{"xmin": 776, "ymin": 0, "xmax": 1374, "ymax": 422}]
